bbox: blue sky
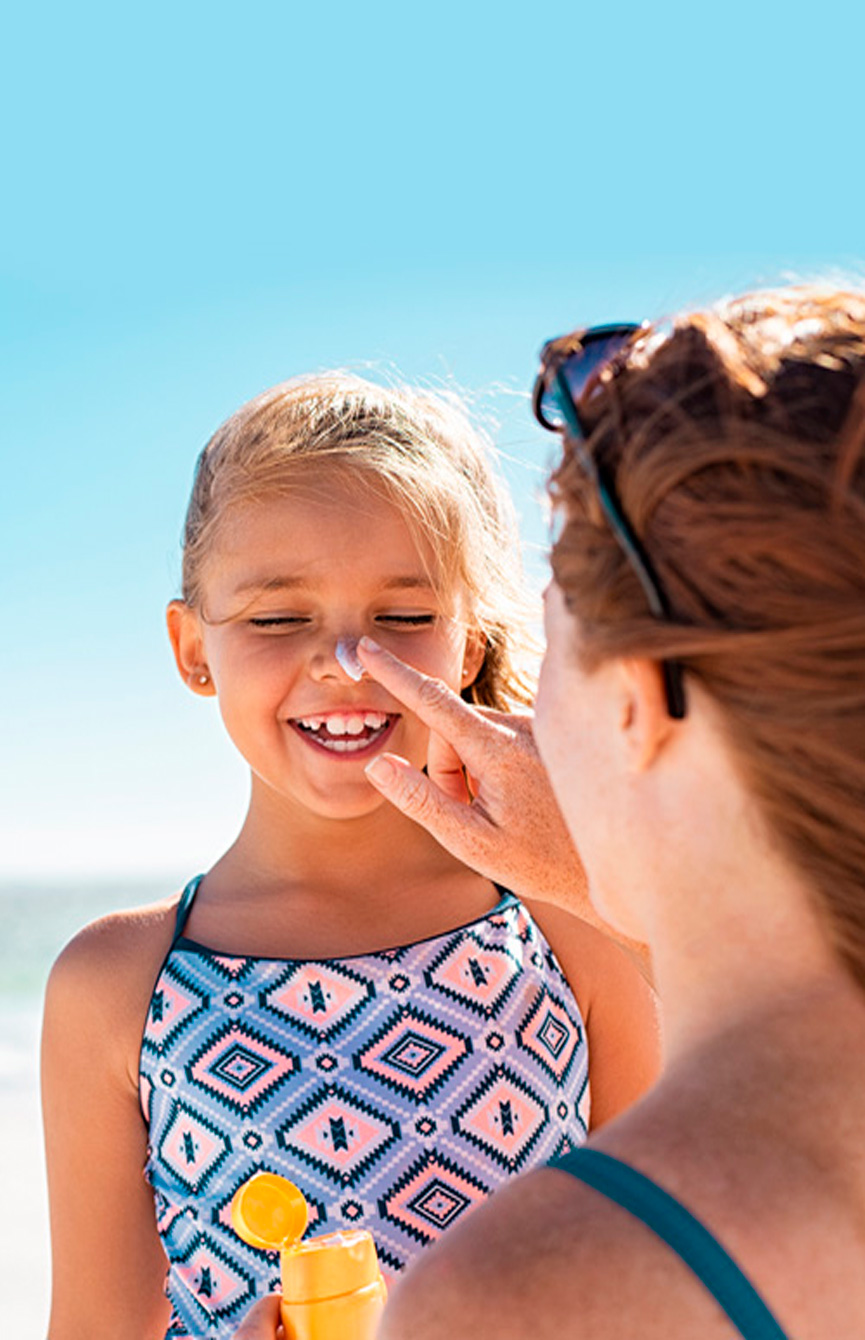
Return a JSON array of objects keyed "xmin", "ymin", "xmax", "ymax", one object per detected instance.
[{"xmin": 3, "ymin": 0, "xmax": 863, "ymax": 881}]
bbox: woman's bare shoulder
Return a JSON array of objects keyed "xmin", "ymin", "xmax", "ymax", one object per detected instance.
[{"xmin": 380, "ymin": 1163, "xmax": 739, "ymax": 1340}]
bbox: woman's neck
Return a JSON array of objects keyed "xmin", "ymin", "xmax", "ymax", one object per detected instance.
[
  {"xmin": 646, "ymin": 842, "xmax": 845, "ymax": 1066},
  {"xmin": 609, "ymin": 694, "xmax": 850, "ymax": 1063}
]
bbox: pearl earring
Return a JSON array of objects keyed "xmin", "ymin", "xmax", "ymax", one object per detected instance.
[{"xmin": 197, "ymin": 672, "xmax": 210, "ymax": 686}]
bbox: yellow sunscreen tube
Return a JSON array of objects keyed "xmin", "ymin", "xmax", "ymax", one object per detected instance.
[{"xmin": 232, "ymin": 1172, "xmax": 387, "ymax": 1340}]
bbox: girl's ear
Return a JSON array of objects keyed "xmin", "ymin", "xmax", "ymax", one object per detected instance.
[
  {"xmin": 460, "ymin": 626, "xmax": 487, "ymax": 689},
  {"xmin": 166, "ymin": 600, "xmax": 216, "ymax": 697},
  {"xmin": 619, "ymin": 657, "xmax": 676, "ymax": 771}
]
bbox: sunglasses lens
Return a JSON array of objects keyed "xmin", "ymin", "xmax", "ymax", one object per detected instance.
[
  {"xmin": 539, "ymin": 328, "xmax": 640, "ymax": 433},
  {"xmin": 560, "ymin": 331, "xmax": 634, "ymax": 406},
  {"xmin": 536, "ymin": 382, "xmax": 567, "ymax": 430}
]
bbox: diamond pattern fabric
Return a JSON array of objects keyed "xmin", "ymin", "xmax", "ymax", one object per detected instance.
[{"xmin": 140, "ymin": 886, "xmax": 590, "ymax": 1337}]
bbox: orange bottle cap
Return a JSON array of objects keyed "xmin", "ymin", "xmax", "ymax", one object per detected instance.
[{"xmin": 231, "ymin": 1172, "xmax": 309, "ymax": 1252}]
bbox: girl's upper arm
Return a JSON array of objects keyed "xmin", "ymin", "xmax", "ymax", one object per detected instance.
[
  {"xmin": 527, "ymin": 903, "xmax": 662, "ymax": 1130},
  {"xmin": 42, "ymin": 912, "xmax": 173, "ymax": 1340}
]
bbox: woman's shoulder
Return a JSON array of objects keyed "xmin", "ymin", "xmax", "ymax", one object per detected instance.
[
  {"xmin": 381, "ymin": 1150, "xmax": 748, "ymax": 1340},
  {"xmin": 382, "ymin": 1112, "xmax": 811, "ymax": 1340}
]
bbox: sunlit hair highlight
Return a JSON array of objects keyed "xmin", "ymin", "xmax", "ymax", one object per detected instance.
[
  {"xmin": 181, "ymin": 372, "xmax": 538, "ymax": 710},
  {"xmin": 548, "ymin": 284, "xmax": 865, "ymax": 987}
]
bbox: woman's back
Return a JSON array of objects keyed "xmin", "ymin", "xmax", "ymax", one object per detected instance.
[{"xmin": 592, "ymin": 985, "xmax": 865, "ymax": 1336}]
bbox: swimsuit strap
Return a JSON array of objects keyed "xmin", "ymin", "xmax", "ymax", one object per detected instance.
[
  {"xmin": 172, "ymin": 874, "xmax": 204, "ymax": 944},
  {"xmin": 548, "ymin": 1148, "xmax": 789, "ymax": 1340}
]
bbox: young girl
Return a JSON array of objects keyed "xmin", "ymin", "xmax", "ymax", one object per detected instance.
[{"xmin": 41, "ymin": 373, "xmax": 659, "ymax": 1340}]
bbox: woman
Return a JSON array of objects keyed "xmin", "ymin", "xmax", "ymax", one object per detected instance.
[
  {"xmin": 373, "ymin": 285, "xmax": 865, "ymax": 1338},
  {"xmin": 237, "ymin": 283, "xmax": 865, "ymax": 1338}
]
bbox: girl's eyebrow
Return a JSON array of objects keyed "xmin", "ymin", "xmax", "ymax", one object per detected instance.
[
  {"xmin": 232, "ymin": 575, "xmax": 309, "ymax": 596},
  {"xmin": 232, "ymin": 574, "xmax": 437, "ymax": 596}
]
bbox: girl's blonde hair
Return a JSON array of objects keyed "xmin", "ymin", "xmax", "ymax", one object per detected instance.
[
  {"xmin": 549, "ymin": 284, "xmax": 865, "ymax": 988},
  {"xmin": 182, "ymin": 372, "xmax": 538, "ymax": 710}
]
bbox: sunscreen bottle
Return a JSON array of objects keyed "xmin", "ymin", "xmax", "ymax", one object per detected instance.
[{"xmin": 232, "ymin": 1171, "xmax": 387, "ymax": 1340}]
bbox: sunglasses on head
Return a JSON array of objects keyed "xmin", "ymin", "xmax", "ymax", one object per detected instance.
[{"xmin": 533, "ymin": 323, "xmax": 687, "ymax": 720}]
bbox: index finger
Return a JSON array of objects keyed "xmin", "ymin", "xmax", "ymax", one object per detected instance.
[{"xmin": 357, "ymin": 637, "xmax": 510, "ymax": 766}]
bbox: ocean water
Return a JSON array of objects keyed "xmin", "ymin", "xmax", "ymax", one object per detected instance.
[
  {"xmin": 0, "ymin": 878, "xmax": 175, "ymax": 1091},
  {"xmin": 0, "ymin": 879, "xmax": 173, "ymax": 1006},
  {"xmin": 0, "ymin": 879, "xmax": 175, "ymax": 1339}
]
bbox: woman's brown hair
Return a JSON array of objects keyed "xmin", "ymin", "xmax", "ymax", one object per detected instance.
[{"xmin": 549, "ymin": 285, "xmax": 865, "ymax": 987}]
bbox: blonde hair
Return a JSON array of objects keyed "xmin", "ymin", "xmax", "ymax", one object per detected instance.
[
  {"xmin": 182, "ymin": 372, "xmax": 538, "ymax": 710},
  {"xmin": 549, "ymin": 284, "xmax": 865, "ymax": 988}
]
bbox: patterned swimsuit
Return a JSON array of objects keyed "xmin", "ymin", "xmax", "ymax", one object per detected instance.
[{"xmin": 140, "ymin": 877, "xmax": 590, "ymax": 1338}]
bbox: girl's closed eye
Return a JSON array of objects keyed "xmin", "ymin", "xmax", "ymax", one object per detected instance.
[
  {"xmin": 375, "ymin": 613, "xmax": 437, "ymax": 627},
  {"xmin": 247, "ymin": 614, "xmax": 312, "ymax": 630}
]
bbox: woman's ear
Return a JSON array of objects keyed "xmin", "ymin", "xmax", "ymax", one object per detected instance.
[
  {"xmin": 166, "ymin": 600, "xmax": 216, "ymax": 697},
  {"xmin": 619, "ymin": 657, "xmax": 676, "ymax": 771}
]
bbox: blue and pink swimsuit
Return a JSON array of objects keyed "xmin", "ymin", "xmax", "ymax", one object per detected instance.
[{"xmin": 139, "ymin": 878, "xmax": 590, "ymax": 1337}]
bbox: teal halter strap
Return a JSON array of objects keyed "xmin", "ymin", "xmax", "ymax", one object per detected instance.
[{"xmin": 549, "ymin": 1148, "xmax": 789, "ymax": 1340}]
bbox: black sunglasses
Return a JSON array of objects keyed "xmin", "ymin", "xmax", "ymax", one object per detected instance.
[{"xmin": 533, "ymin": 323, "xmax": 687, "ymax": 720}]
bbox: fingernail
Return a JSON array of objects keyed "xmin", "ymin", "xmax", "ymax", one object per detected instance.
[
  {"xmin": 364, "ymin": 756, "xmax": 395, "ymax": 785},
  {"xmin": 358, "ymin": 637, "xmax": 381, "ymax": 654},
  {"xmin": 335, "ymin": 637, "xmax": 364, "ymax": 681}
]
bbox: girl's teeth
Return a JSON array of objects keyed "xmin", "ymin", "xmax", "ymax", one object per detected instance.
[
  {"xmin": 323, "ymin": 714, "xmax": 378, "ymax": 736},
  {"xmin": 297, "ymin": 712, "xmax": 390, "ymax": 738}
]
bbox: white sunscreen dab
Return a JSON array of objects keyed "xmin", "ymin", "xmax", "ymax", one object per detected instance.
[{"xmin": 335, "ymin": 637, "xmax": 365, "ymax": 681}]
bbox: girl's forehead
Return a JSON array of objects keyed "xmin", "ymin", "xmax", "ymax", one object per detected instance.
[
  {"xmin": 199, "ymin": 483, "xmax": 468, "ymax": 610},
  {"xmin": 211, "ymin": 483, "xmax": 432, "ymax": 562}
]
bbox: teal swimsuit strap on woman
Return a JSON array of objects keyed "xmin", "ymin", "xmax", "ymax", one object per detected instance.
[{"xmin": 548, "ymin": 1149, "xmax": 790, "ymax": 1340}]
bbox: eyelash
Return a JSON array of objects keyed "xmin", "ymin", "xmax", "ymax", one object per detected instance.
[
  {"xmin": 247, "ymin": 614, "xmax": 436, "ymax": 629},
  {"xmin": 248, "ymin": 616, "xmax": 309, "ymax": 628},
  {"xmin": 378, "ymin": 614, "xmax": 436, "ymax": 626}
]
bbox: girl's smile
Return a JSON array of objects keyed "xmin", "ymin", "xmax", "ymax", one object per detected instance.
[{"xmin": 288, "ymin": 708, "xmax": 398, "ymax": 756}]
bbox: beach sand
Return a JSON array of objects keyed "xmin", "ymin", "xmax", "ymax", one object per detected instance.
[
  {"xmin": 0, "ymin": 880, "xmax": 175, "ymax": 1338},
  {"xmin": 0, "ymin": 1007, "xmax": 50, "ymax": 1339}
]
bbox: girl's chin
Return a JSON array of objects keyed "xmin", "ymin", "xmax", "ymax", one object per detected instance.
[{"xmin": 296, "ymin": 780, "xmax": 395, "ymax": 823}]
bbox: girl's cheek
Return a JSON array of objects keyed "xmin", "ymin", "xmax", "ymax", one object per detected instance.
[{"xmin": 381, "ymin": 630, "xmax": 462, "ymax": 676}]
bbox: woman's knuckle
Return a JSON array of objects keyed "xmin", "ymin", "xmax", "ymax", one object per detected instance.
[{"xmin": 417, "ymin": 675, "xmax": 450, "ymax": 711}]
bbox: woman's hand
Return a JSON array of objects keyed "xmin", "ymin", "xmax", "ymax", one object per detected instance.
[
  {"xmin": 359, "ymin": 637, "xmax": 590, "ymax": 913},
  {"xmin": 234, "ymin": 1295, "xmax": 283, "ymax": 1338}
]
